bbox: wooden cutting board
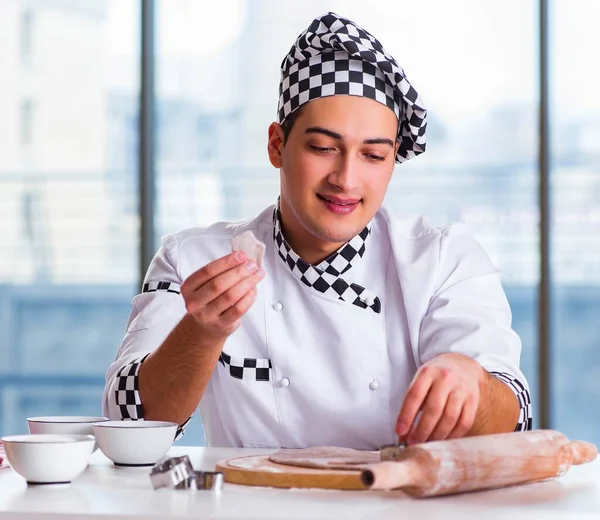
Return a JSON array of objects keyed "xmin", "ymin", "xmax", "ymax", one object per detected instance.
[{"xmin": 215, "ymin": 454, "xmax": 367, "ymax": 490}]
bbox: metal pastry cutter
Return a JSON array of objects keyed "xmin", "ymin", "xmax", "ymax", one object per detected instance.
[{"xmin": 149, "ymin": 455, "xmax": 224, "ymax": 491}]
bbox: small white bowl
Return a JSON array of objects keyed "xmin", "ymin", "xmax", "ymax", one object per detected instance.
[
  {"xmin": 1, "ymin": 434, "xmax": 95, "ymax": 485},
  {"xmin": 27, "ymin": 416, "xmax": 109, "ymax": 435},
  {"xmin": 27, "ymin": 416, "xmax": 108, "ymax": 452},
  {"xmin": 93, "ymin": 421, "xmax": 178, "ymax": 467}
]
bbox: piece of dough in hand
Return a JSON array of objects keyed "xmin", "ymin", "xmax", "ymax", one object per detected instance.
[{"xmin": 231, "ymin": 231, "xmax": 266, "ymax": 268}]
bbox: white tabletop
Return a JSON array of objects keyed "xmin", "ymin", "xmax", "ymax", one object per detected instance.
[{"xmin": 1, "ymin": 446, "xmax": 600, "ymax": 519}]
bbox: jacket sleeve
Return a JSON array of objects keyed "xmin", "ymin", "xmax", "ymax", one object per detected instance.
[
  {"xmin": 101, "ymin": 235, "xmax": 192, "ymax": 439},
  {"xmin": 418, "ymin": 223, "xmax": 532, "ymax": 431}
]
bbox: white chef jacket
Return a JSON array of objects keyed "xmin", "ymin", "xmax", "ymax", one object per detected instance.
[{"xmin": 102, "ymin": 204, "xmax": 532, "ymax": 449}]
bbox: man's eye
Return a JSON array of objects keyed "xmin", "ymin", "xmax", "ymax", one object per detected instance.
[
  {"xmin": 309, "ymin": 145, "xmax": 334, "ymax": 152},
  {"xmin": 366, "ymin": 154, "xmax": 385, "ymax": 162}
]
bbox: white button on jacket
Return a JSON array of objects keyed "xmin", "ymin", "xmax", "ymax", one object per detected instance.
[{"xmin": 103, "ymin": 205, "xmax": 531, "ymax": 450}]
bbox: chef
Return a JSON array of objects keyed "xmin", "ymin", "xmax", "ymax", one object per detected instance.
[{"xmin": 102, "ymin": 12, "xmax": 532, "ymax": 450}]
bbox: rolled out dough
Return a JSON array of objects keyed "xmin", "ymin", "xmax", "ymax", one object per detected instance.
[{"xmin": 268, "ymin": 446, "xmax": 380, "ymax": 471}]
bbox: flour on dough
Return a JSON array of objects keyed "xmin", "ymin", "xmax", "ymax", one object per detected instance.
[{"xmin": 231, "ymin": 231, "xmax": 266, "ymax": 268}]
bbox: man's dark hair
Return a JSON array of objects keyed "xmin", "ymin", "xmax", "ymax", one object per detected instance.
[{"xmin": 281, "ymin": 106, "xmax": 304, "ymax": 144}]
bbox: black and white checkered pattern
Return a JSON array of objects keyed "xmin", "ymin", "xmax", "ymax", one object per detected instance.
[
  {"xmin": 114, "ymin": 355, "xmax": 189, "ymax": 439},
  {"xmin": 278, "ymin": 12, "xmax": 427, "ymax": 164},
  {"xmin": 219, "ymin": 352, "xmax": 272, "ymax": 382},
  {"xmin": 273, "ymin": 208, "xmax": 381, "ymax": 313},
  {"xmin": 491, "ymin": 371, "xmax": 533, "ymax": 431},
  {"xmin": 143, "ymin": 281, "xmax": 181, "ymax": 294},
  {"xmin": 115, "ymin": 356, "xmax": 146, "ymax": 420}
]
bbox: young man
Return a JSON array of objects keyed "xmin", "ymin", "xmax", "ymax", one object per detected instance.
[{"xmin": 103, "ymin": 12, "xmax": 532, "ymax": 449}]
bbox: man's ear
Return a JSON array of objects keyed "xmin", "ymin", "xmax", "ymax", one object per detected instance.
[{"xmin": 267, "ymin": 123, "xmax": 285, "ymax": 168}]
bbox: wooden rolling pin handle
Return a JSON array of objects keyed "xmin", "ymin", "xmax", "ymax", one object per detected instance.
[
  {"xmin": 569, "ymin": 440, "xmax": 598, "ymax": 465},
  {"xmin": 360, "ymin": 459, "xmax": 423, "ymax": 490}
]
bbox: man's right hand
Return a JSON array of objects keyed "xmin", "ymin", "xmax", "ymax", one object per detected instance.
[{"xmin": 180, "ymin": 252, "xmax": 265, "ymax": 340}]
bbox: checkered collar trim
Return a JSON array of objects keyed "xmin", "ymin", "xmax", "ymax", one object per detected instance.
[
  {"xmin": 277, "ymin": 12, "xmax": 427, "ymax": 164},
  {"xmin": 272, "ymin": 208, "xmax": 381, "ymax": 313}
]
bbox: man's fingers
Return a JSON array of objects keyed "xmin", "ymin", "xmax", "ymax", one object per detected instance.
[
  {"xmin": 219, "ymin": 286, "xmax": 259, "ymax": 326},
  {"xmin": 181, "ymin": 252, "xmax": 247, "ymax": 294},
  {"xmin": 447, "ymin": 393, "xmax": 478, "ymax": 439},
  {"xmin": 185, "ymin": 261, "xmax": 262, "ymax": 313},
  {"xmin": 395, "ymin": 366, "xmax": 435, "ymax": 438},
  {"xmin": 201, "ymin": 260, "xmax": 263, "ymax": 305},
  {"xmin": 207, "ymin": 270, "xmax": 265, "ymax": 316},
  {"xmin": 428, "ymin": 390, "xmax": 464, "ymax": 442},
  {"xmin": 406, "ymin": 378, "xmax": 452, "ymax": 444}
]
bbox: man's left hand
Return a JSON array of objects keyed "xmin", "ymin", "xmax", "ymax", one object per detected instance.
[{"xmin": 395, "ymin": 353, "xmax": 485, "ymax": 444}]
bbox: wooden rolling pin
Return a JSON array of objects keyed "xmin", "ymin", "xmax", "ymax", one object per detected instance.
[{"xmin": 361, "ymin": 429, "xmax": 597, "ymax": 497}]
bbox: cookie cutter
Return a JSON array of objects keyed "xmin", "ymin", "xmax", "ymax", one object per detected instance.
[
  {"xmin": 149, "ymin": 455, "xmax": 224, "ymax": 491},
  {"xmin": 185, "ymin": 470, "xmax": 224, "ymax": 491}
]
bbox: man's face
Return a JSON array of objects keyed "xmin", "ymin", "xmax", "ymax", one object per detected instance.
[{"xmin": 268, "ymin": 95, "xmax": 399, "ymax": 251}]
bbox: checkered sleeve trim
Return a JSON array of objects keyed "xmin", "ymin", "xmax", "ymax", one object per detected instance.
[
  {"xmin": 491, "ymin": 371, "xmax": 533, "ymax": 431},
  {"xmin": 115, "ymin": 355, "xmax": 148, "ymax": 421},
  {"xmin": 219, "ymin": 351, "xmax": 273, "ymax": 382},
  {"xmin": 175, "ymin": 416, "xmax": 191, "ymax": 441},
  {"xmin": 142, "ymin": 281, "xmax": 181, "ymax": 294},
  {"xmin": 114, "ymin": 354, "xmax": 190, "ymax": 440}
]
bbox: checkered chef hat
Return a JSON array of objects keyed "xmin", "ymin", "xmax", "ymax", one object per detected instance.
[{"xmin": 277, "ymin": 12, "xmax": 427, "ymax": 163}]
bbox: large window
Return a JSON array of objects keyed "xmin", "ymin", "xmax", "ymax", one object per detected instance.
[
  {"xmin": 1, "ymin": 0, "xmax": 596, "ymax": 447},
  {"xmin": 550, "ymin": 0, "xmax": 600, "ymax": 441},
  {"xmin": 0, "ymin": 0, "xmax": 139, "ymax": 434}
]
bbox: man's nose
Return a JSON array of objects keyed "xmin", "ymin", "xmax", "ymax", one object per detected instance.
[{"xmin": 327, "ymin": 154, "xmax": 360, "ymax": 192}]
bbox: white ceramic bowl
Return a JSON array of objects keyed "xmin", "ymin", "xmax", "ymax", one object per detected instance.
[
  {"xmin": 27, "ymin": 416, "xmax": 108, "ymax": 452},
  {"xmin": 27, "ymin": 416, "xmax": 109, "ymax": 435},
  {"xmin": 92, "ymin": 421, "xmax": 178, "ymax": 467},
  {"xmin": 1, "ymin": 434, "xmax": 95, "ymax": 485}
]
